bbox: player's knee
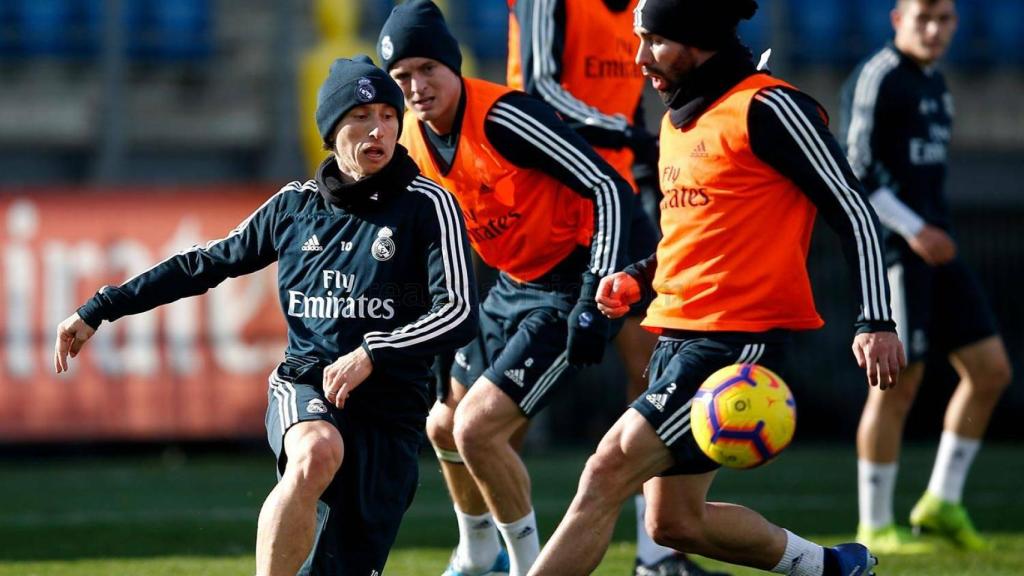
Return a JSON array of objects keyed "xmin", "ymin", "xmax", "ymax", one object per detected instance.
[
  {"xmin": 979, "ymin": 356, "xmax": 1012, "ymax": 394},
  {"xmin": 289, "ymin": 435, "xmax": 342, "ymax": 489},
  {"xmin": 646, "ymin": 510, "xmax": 702, "ymax": 552},
  {"xmin": 579, "ymin": 450, "xmax": 631, "ymax": 500},
  {"xmin": 452, "ymin": 413, "xmax": 488, "ymax": 460},
  {"xmin": 876, "ymin": 382, "xmax": 917, "ymax": 417},
  {"xmin": 426, "ymin": 405, "xmax": 456, "ymax": 449}
]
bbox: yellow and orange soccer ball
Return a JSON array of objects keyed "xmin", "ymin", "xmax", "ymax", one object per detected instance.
[{"xmin": 691, "ymin": 364, "xmax": 797, "ymax": 469}]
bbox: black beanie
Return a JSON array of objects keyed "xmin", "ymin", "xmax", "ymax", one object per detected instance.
[
  {"xmin": 633, "ymin": 0, "xmax": 758, "ymax": 50},
  {"xmin": 315, "ymin": 54, "xmax": 406, "ymax": 143},
  {"xmin": 377, "ymin": 0, "xmax": 462, "ymax": 75}
]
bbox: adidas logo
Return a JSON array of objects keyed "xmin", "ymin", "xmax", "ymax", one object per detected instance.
[
  {"xmin": 690, "ymin": 140, "xmax": 709, "ymax": 158},
  {"xmin": 646, "ymin": 393, "xmax": 668, "ymax": 412},
  {"xmin": 504, "ymin": 368, "xmax": 525, "ymax": 387},
  {"xmin": 515, "ymin": 526, "xmax": 535, "ymax": 539},
  {"xmin": 301, "ymin": 234, "xmax": 323, "ymax": 252}
]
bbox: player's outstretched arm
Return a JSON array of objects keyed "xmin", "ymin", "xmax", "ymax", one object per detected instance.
[
  {"xmin": 852, "ymin": 331, "xmax": 906, "ymax": 390},
  {"xmin": 595, "ymin": 272, "xmax": 640, "ymax": 320},
  {"xmin": 53, "ymin": 313, "xmax": 96, "ymax": 373}
]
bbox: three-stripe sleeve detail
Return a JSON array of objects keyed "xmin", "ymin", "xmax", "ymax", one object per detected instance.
[
  {"xmin": 753, "ymin": 88, "xmax": 890, "ymax": 322},
  {"xmin": 845, "ymin": 49, "xmax": 900, "ymax": 179},
  {"xmin": 362, "ymin": 177, "xmax": 473, "ymax": 351},
  {"xmin": 529, "ymin": 0, "xmax": 628, "ymax": 132},
  {"xmin": 116, "ymin": 183, "xmax": 300, "ymax": 287},
  {"xmin": 487, "ymin": 101, "xmax": 622, "ymax": 276}
]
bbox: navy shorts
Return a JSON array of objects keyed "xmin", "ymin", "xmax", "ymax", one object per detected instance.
[
  {"xmin": 888, "ymin": 257, "xmax": 998, "ymax": 363},
  {"xmin": 627, "ymin": 193, "xmax": 661, "ymax": 317},
  {"xmin": 451, "ymin": 272, "xmax": 577, "ymax": 418},
  {"xmin": 630, "ymin": 332, "xmax": 788, "ymax": 476},
  {"xmin": 266, "ymin": 358, "xmax": 423, "ymax": 576}
]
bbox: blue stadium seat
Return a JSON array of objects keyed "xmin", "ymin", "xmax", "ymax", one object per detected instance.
[
  {"xmin": 153, "ymin": 0, "xmax": 212, "ymax": 61},
  {"xmin": 68, "ymin": 0, "xmax": 103, "ymax": 59},
  {"xmin": 984, "ymin": 0, "xmax": 1024, "ymax": 67},
  {"xmin": 787, "ymin": 0, "xmax": 856, "ymax": 66},
  {"xmin": 0, "ymin": 1, "xmax": 18, "ymax": 58},
  {"xmin": 944, "ymin": 0, "xmax": 981, "ymax": 67},
  {"xmin": 123, "ymin": 0, "xmax": 212, "ymax": 63},
  {"xmin": 16, "ymin": 0, "xmax": 73, "ymax": 57},
  {"xmin": 738, "ymin": 7, "xmax": 771, "ymax": 57},
  {"xmin": 858, "ymin": 0, "xmax": 896, "ymax": 52},
  {"xmin": 461, "ymin": 0, "xmax": 508, "ymax": 62}
]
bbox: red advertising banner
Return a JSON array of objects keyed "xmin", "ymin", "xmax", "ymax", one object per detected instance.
[{"xmin": 0, "ymin": 187, "xmax": 288, "ymax": 442}]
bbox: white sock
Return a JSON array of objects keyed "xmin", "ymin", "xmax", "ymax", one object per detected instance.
[
  {"xmin": 858, "ymin": 460, "xmax": 898, "ymax": 529},
  {"xmin": 634, "ymin": 494, "xmax": 677, "ymax": 566},
  {"xmin": 771, "ymin": 530, "xmax": 825, "ymax": 576},
  {"xmin": 926, "ymin": 431, "xmax": 981, "ymax": 504},
  {"xmin": 453, "ymin": 505, "xmax": 501, "ymax": 573},
  {"xmin": 496, "ymin": 510, "xmax": 540, "ymax": 576}
]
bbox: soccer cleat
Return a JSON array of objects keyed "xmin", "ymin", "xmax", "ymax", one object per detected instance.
[
  {"xmin": 855, "ymin": 523, "xmax": 937, "ymax": 555},
  {"xmin": 441, "ymin": 548, "xmax": 510, "ymax": 576},
  {"xmin": 832, "ymin": 543, "xmax": 878, "ymax": 576},
  {"xmin": 634, "ymin": 553, "xmax": 731, "ymax": 576},
  {"xmin": 909, "ymin": 492, "xmax": 992, "ymax": 551}
]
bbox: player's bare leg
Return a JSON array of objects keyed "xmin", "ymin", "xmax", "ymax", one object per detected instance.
[
  {"xmin": 256, "ymin": 421, "xmax": 342, "ymax": 576},
  {"xmin": 615, "ymin": 317, "xmax": 702, "ymax": 573},
  {"xmin": 429, "ymin": 380, "xmax": 489, "ymax": 514},
  {"xmin": 855, "ymin": 361, "xmax": 927, "ymax": 551},
  {"xmin": 529, "ymin": 410, "xmax": 674, "ymax": 575},
  {"xmin": 909, "ymin": 336, "xmax": 1011, "ymax": 549},
  {"xmin": 454, "ymin": 377, "xmax": 539, "ymax": 575},
  {"xmin": 427, "ymin": 379, "xmax": 505, "ymax": 574},
  {"xmin": 643, "ymin": 474, "xmax": 786, "ymax": 568},
  {"xmin": 944, "ymin": 336, "xmax": 1011, "ymax": 439},
  {"xmin": 858, "ymin": 362, "xmax": 924, "ymax": 463}
]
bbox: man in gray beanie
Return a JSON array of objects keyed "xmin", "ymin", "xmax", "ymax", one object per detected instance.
[
  {"xmin": 529, "ymin": 0, "xmax": 903, "ymax": 575},
  {"xmin": 54, "ymin": 54, "xmax": 478, "ymax": 576}
]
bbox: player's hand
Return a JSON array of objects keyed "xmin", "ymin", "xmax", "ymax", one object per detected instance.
[
  {"xmin": 567, "ymin": 274, "xmax": 611, "ymax": 367},
  {"xmin": 852, "ymin": 331, "xmax": 906, "ymax": 390},
  {"xmin": 323, "ymin": 346, "xmax": 374, "ymax": 409},
  {"xmin": 54, "ymin": 313, "xmax": 96, "ymax": 373},
  {"xmin": 596, "ymin": 272, "xmax": 641, "ymax": 319},
  {"xmin": 908, "ymin": 225, "xmax": 956, "ymax": 266}
]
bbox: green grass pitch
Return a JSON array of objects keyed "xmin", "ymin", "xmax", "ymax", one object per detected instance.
[{"xmin": 1, "ymin": 445, "xmax": 1022, "ymax": 575}]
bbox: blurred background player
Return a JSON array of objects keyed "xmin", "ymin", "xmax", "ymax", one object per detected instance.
[
  {"xmin": 529, "ymin": 0, "xmax": 906, "ymax": 574},
  {"xmin": 54, "ymin": 56, "xmax": 477, "ymax": 576},
  {"xmin": 506, "ymin": 1, "xmax": 723, "ymax": 575},
  {"xmin": 377, "ymin": 2, "xmax": 633, "ymax": 574},
  {"xmin": 841, "ymin": 0, "xmax": 1012, "ymax": 554}
]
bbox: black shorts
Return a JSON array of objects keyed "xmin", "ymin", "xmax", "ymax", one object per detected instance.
[
  {"xmin": 627, "ymin": 192, "xmax": 661, "ymax": 317},
  {"xmin": 888, "ymin": 257, "xmax": 998, "ymax": 363},
  {"xmin": 265, "ymin": 358, "xmax": 423, "ymax": 576},
  {"xmin": 451, "ymin": 273, "xmax": 577, "ymax": 418},
  {"xmin": 630, "ymin": 332, "xmax": 788, "ymax": 476}
]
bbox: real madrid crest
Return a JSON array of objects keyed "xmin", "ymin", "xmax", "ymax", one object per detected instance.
[
  {"xmin": 372, "ymin": 227, "xmax": 396, "ymax": 261},
  {"xmin": 356, "ymin": 77, "xmax": 376, "ymax": 103},
  {"xmin": 380, "ymin": 35, "xmax": 394, "ymax": 61}
]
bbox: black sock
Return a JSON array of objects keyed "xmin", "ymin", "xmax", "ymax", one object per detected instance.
[{"xmin": 822, "ymin": 547, "xmax": 840, "ymax": 576}]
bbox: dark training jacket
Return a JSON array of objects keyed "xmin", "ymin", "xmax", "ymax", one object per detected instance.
[{"xmin": 78, "ymin": 146, "xmax": 478, "ymax": 422}]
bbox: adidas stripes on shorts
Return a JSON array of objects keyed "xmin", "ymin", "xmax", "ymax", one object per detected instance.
[
  {"xmin": 265, "ymin": 357, "xmax": 423, "ymax": 576},
  {"xmin": 630, "ymin": 331, "xmax": 789, "ymax": 476},
  {"xmin": 450, "ymin": 272, "xmax": 578, "ymax": 418}
]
